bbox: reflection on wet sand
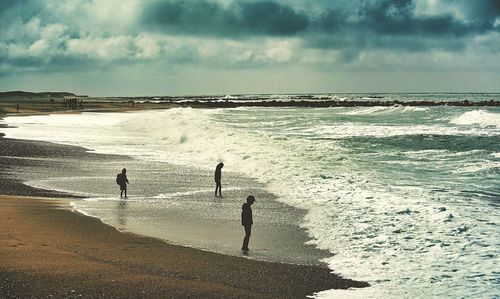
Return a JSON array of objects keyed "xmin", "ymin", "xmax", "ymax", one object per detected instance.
[{"xmin": 117, "ymin": 199, "xmax": 127, "ymax": 226}]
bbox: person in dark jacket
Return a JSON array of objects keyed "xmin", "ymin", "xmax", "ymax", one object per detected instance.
[
  {"xmin": 117, "ymin": 168, "xmax": 129, "ymax": 198},
  {"xmin": 241, "ymin": 195, "xmax": 256, "ymax": 252},
  {"xmin": 214, "ymin": 162, "xmax": 224, "ymax": 197}
]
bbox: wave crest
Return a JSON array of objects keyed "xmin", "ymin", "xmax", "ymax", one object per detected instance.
[{"xmin": 450, "ymin": 110, "xmax": 500, "ymax": 128}]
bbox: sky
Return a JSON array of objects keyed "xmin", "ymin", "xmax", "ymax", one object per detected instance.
[{"xmin": 0, "ymin": 0, "xmax": 499, "ymax": 96}]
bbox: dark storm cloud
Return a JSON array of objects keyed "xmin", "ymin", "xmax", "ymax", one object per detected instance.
[
  {"xmin": 142, "ymin": 0, "xmax": 310, "ymax": 36},
  {"xmin": 306, "ymin": 0, "xmax": 500, "ymax": 51},
  {"xmin": 353, "ymin": 0, "xmax": 498, "ymax": 36},
  {"xmin": 142, "ymin": 0, "xmax": 499, "ymax": 38},
  {"xmin": 334, "ymin": 0, "xmax": 499, "ymax": 32},
  {"xmin": 455, "ymin": 0, "xmax": 500, "ymax": 22},
  {"xmin": 0, "ymin": 0, "xmax": 44, "ymax": 22},
  {"xmin": 0, "ymin": 0, "xmax": 28, "ymax": 13},
  {"xmin": 353, "ymin": 0, "xmax": 467, "ymax": 36},
  {"xmin": 139, "ymin": 0, "xmax": 500, "ymax": 54}
]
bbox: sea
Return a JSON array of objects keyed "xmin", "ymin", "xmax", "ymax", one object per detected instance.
[{"xmin": 2, "ymin": 93, "xmax": 499, "ymax": 298}]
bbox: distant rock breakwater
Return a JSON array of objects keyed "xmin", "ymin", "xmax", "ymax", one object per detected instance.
[{"xmin": 157, "ymin": 98, "xmax": 500, "ymax": 108}]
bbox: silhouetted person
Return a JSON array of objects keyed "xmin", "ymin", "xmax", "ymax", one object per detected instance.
[
  {"xmin": 16, "ymin": 104, "xmax": 19, "ymax": 113},
  {"xmin": 241, "ymin": 195, "xmax": 256, "ymax": 252},
  {"xmin": 116, "ymin": 168, "xmax": 129, "ymax": 198},
  {"xmin": 214, "ymin": 162, "xmax": 224, "ymax": 197}
]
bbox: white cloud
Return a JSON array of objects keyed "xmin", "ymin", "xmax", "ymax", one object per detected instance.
[
  {"xmin": 45, "ymin": 0, "xmax": 142, "ymax": 35},
  {"xmin": 6, "ymin": 43, "xmax": 29, "ymax": 58},
  {"xmin": 134, "ymin": 34, "xmax": 161, "ymax": 59},
  {"xmin": 413, "ymin": 0, "xmax": 467, "ymax": 21},
  {"xmin": 25, "ymin": 17, "xmax": 42, "ymax": 37},
  {"xmin": 66, "ymin": 36, "xmax": 135, "ymax": 60},
  {"xmin": 264, "ymin": 40, "xmax": 294, "ymax": 63},
  {"xmin": 28, "ymin": 39, "xmax": 50, "ymax": 56},
  {"xmin": 40, "ymin": 23, "xmax": 68, "ymax": 40}
]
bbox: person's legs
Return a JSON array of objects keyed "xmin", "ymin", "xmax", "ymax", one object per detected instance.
[
  {"xmin": 124, "ymin": 187, "xmax": 127, "ymax": 198},
  {"xmin": 242, "ymin": 225, "xmax": 251, "ymax": 251},
  {"xmin": 215, "ymin": 181, "xmax": 221, "ymax": 197}
]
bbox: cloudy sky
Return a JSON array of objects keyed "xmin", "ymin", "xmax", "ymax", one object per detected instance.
[{"xmin": 0, "ymin": 0, "xmax": 499, "ymax": 96}]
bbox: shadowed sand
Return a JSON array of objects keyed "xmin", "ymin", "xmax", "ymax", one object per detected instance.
[{"xmin": 0, "ymin": 195, "xmax": 368, "ymax": 298}]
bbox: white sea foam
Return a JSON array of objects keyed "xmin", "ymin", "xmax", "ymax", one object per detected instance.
[
  {"xmin": 25, "ymin": 179, "xmax": 97, "ymax": 197},
  {"xmin": 302, "ymin": 123, "xmax": 495, "ymax": 138},
  {"xmin": 450, "ymin": 110, "xmax": 500, "ymax": 128},
  {"xmin": 402, "ymin": 106, "xmax": 429, "ymax": 112},
  {"xmin": 453, "ymin": 160, "xmax": 500, "ymax": 174},
  {"xmin": 152, "ymin": 186, "xmax": 249, "ymax": 199},
  {"xmin": 340, "ymin": 106, "xmax": 390, "ymax": 115},
  {"xmin": 340, "ymin": 105, "xmax": 429, "ymax": 116}
]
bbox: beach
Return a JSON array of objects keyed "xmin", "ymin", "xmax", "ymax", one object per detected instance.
[
  {"xmin": 0, "ymin": 117, "xmax": 368, "ymax": 298},
  {"xmin": 1, "ymin": 94, "xmax": 498, "ymax": 298}
]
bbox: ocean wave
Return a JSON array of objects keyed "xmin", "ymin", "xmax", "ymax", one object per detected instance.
[
  {"xmin": 450, "ymin": 110, "xmax": 500, "ymax": 128},
  {"xmin": 452, "ymin": 161, "xmax": 500, "ymax": 174},
  {"xmin": 340, "ymin": 106, "xmax": 390, "ymax": 115},
  {"xmin": 340, "ymin": 106, "xmax": 429, "ymax": 116},
  {"xmin": 302, "ymin": 123, "xmax": 495, "ymax": 139},
  {"xmin": 402, "ymin": 106, "xmax": 429, "ymax": 112}
]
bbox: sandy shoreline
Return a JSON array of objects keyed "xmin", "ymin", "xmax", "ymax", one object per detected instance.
[
  {"xmin": 0, "ymin": 128, "xmax": 331, "ymax": 267},
  {"xmin": 0, "ymin": 113, "xmax": 369, "ymax": 297},
  {"xmin": 0, "ymin": 195, "xmax": 368, "ymax": 298}
]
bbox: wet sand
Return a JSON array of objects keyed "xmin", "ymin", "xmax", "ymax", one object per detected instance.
[
  {"xmin": 1, "ymin": 132, "xmax": 331, "ymax": 266},
  {"xmin": 0, "ymin": 125, "xmax": 369, "ymax": 297},
  {"xmin": 0, "ymin": 195, "xmax": 368, "ymax": 298},
  {"xmin": 0, "ymin": 133, "xmax": 128, "ymax": 198}
]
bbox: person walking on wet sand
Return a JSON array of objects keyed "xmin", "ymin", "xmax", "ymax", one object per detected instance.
[
  {"xmin": 241, "ymin": 195, "xmax": 256, "ymax": 252},
  {"xmin": 116, "ymin": 168, "xmax": 129, "ymax": 198},
  {"xmin": 214, "ymin": 162, "xmax": 224, "ymax": 197}
]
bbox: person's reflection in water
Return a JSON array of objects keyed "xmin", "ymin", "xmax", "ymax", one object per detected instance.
[{"xmin": 117, "ymin": 199, "xmax": 127, "ymax": 226}]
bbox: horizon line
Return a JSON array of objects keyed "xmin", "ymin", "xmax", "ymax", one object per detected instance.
[{"xmin": 2, "ymin": 90, "xmax": 500, "ymax": 98}]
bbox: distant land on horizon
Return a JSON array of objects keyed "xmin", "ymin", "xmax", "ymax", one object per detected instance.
[{"xmin": 0, "ymin": 91, "xmax": 84, "ymax": 98}]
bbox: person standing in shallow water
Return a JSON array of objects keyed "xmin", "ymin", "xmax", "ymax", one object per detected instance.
[
  {"xmin": 214, "ymin": 162, "xmax": 224, "ymax": 197},
  {"xmin": 241, "ymin": 195, "xmax": 256, "ymax": 252},
  {"xmin": 117, "ymin": 168, "xmax": 129, "ymax": 198}
]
